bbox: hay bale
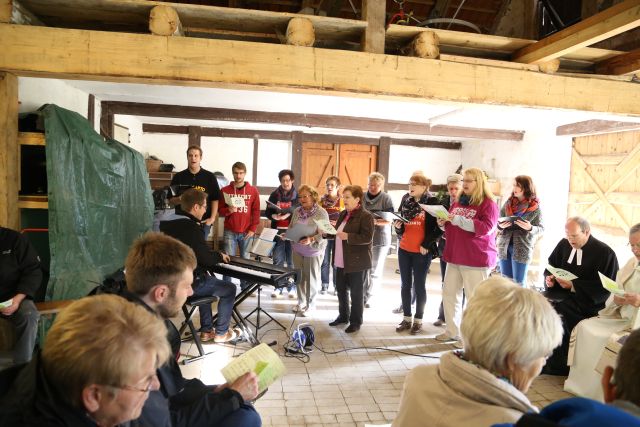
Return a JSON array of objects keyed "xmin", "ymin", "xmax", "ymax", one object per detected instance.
[
  {"xmin": 286, "ymin": 17, "xmax": 315, "ymax": 47},
  {"xmin": 149, "ymin": 5, "xmax": 183, "ymax": 36},
  {"xmin": 406, "ymin": 31, "xmax": 440, "ymax": 59},
  {"xmin": 539, "ymin": 59, "xmax": 560, "ymax": 74}
]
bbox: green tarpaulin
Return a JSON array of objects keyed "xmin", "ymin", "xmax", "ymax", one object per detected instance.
[{"xmin": 43, "ymin": 104, "xmax": 154, "ymax": 300}]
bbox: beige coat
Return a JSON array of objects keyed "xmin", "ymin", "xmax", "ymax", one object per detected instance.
[
  {"xmin": 599, "ymin": 257, "xmax": 640, "ymax": 329},
  {"xmin": 393, "ymin": 352, "xmax": 537, "ymax": 427}
]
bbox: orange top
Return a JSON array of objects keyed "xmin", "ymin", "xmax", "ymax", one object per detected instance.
[{"xmin": 399, "ymin": 211, "xmax": 426, "ymax": 253}]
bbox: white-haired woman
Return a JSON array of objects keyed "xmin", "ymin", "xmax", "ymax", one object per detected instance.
[
  {"xmin": 394, "ymin": 277, "xmax": 562, "ymax": 427},
  {"xmin": 565, "ymin": 222, "xmax": 640, "ymax": 400}
]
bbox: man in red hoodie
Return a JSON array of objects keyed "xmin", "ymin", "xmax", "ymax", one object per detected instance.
[{"xmin": 218, "ymin": 162, "xmax": 261, "ymax": 289}]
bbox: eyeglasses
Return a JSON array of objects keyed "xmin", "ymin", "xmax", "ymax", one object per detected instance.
[
  {"xmin": 462, "ymin": 179, "xmax": 476, "ymax": 183},
  {"xmin": 628, "ymin": 241, "xmax": 640, "ymax": 249},
  {"xmin": 114, "ymin": 373, "xmax": 158, "ymax": 393}
]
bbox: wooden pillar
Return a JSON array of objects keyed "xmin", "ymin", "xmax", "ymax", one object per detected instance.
[
  {"xmin": 0, "ymin": 72, "xmax": 19, "ymax": 229},
  {"xmin": 99, "ymin": 102, "xmax": 114, "ymax": 139},
  {"xmin": 0, "ymin": 0, "xmax": 11, "ymax": 23},
  {"xmin": 361, "ymin": 0, "xmax": 385, "ymax": 54},
  {"xmin": 188, "ymin": 126, "xmax": 201, "ymax": 147},
  {"xmin": 252, "ymin": 136, "xmax": 258, "ymax": 186},
  {"xmin": 377, "ymin": 137, "xmax": 391, "ymax": 181},
  {"xmin": 291, "ymin": 131, "xmax": 303, "ymax": 185},
  {"xmin": 87, "ymin": 94, "xmax": 95, "ymax": 131}
]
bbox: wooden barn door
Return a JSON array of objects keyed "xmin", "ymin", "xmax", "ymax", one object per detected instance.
[
  {"xmin": 301, "ymin": 142, "xmax": 337, "ymax": 190},
  {"xmin": 338, "ymin": 144, "xmax": 378, "ymax": 188},
  {"xmin": 568, "ymin": 131, "xmax": 640, "ymax": 233}
]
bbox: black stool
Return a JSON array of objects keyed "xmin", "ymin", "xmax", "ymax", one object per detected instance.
[{"xmin": 178, "ymin": 295, "xmax": 218, "ymax": 365}]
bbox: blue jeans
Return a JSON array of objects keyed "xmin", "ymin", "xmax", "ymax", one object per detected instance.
[
  {"xmin": 223, "ymin": 229, "xmax": 252, "ymax": 289},
  {"xmin": 272, "ymin": 238, "xmax": 295, "ymax": 293},
  {"xmin": 193, "ymin": 275, "xmax": 237, "ymax": 334},
  {"xmin": 500, "ymin": 242, "xmax": 528, "ymax": 286},
  {"xmin": 398, "ymin": 248, "xmax": 432, "ymax": 320},
  {"xmin": 320, "ymin": 239, "xmax": 336, "ymax": 289},
  {"xmin": 202, "ymin": 224, "xmax": 211, "ymax": 241}
]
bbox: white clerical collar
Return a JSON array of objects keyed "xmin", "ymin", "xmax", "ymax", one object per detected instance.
[{"xmin": 567, "ymin": 248, "xmax": 582, "ymax": 265}]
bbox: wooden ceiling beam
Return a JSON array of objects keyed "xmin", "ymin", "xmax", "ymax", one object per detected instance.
[
  {"xmin": 556, "ymin": 119, "xmax": 640, "ymax": 136},
  {"xmin": 112, "ymin": 101, "xmax": 523, "ymax": 141},
  {"xmin": 513, "ymin": 0, "xmax": 640, "ymax": 64},
  {"xmin": 2, "ymin": 24, "xmax": 640, "ymax": 116},
  {"xmin": 595, "ymin": 47, "xmax": 640, "ymax": 75}
]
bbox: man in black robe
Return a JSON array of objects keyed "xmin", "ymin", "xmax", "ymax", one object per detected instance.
[{"xmin": 542, "ymin": 216, "xmax": 618, "ymax": 375}]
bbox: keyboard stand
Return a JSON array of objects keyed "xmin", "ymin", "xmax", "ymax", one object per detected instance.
[
  {"xmin": 213, "ymin": 281, "xmax": 260, "ymax": 346},
  {"xmin": 243, "ymin": 283, "xmax": 287, "ymax": 342}
]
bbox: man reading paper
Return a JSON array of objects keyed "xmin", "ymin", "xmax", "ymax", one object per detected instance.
[{"xmin": 542, "ymin": 216, "xmax": 618, "ymax": 375}]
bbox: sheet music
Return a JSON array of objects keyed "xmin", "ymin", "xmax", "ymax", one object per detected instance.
[
  {"xmin": 283, "ymin": 222, "xmax": 317, "ymax": 242},
  {"xmin": 419, "ymin": 204, "xmax": 449, "ymax": 220},
  {"xmin": 314, "ymin": 218, "xmax": 337, "ymax": 234},
  {"xmin": 221, "ymin": 343, "xmax": 287, "ymax": 394},
  {"xmin": 250, "ymin": 228, "xmax": 278, "ymax": 257},
  {"xmin": 547, "ymin": 265, "xmax": 578, "ymax": 281},
  {"xmin": 0, "ymin": 299, "xmax": 13, "ymax": 309},
  {"xmin": 599, "ymin": 271, "xmax": 624, "ymax": 295}
]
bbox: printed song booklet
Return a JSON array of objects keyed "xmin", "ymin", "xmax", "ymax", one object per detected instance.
[
  {"xmin": 598, "ymin": 271, "xmax": 624, "ymax": 296},
  {"xmin": 546, "ymin": 265, "xmax": 578, "ymax": 281},
  {"xmin": 221, "ymin": 343, "xmax": 286, "ymax": 394}
]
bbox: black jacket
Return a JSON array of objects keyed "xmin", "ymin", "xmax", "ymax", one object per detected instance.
[
  {"xmin": 0, "ymin": 227, "xmax": 42, "ymax": 302},
  {"xmin": 0, "ymin": 353, "xmax": 103, "ymax": 427},
  {"xmin": 394, "ymin": 194, "xmax": 443, "ymax": 255},
  {"xmin": 159, "ymin": 212, "xmax": 224, "ymax": 271}
]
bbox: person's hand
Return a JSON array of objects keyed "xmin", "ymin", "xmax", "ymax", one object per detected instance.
[
  {"xmin": 419, "ymin": 246, "xmax": 428, "ymax": 255},
  {"xmin": 329, "ymin": 220, "xmax": 337, "ymax": 226},
  {"xmin": 556, "ymin": 277, "xmax": 573, "ymax": 290},
  {"xmin": 437, "ymin": 218, "xmax": 447, "ymax": 227},
  {"xmin": 0, "ymin": 294, "xmax": 24, "ymax": 316},
  {"xmin": 272, "ymin": 213, "xmax": 283, "ymax": 220},
  {"xmin": 336, "ymin": 231, "xmax": 348, "ymax": 240},
  {"xmin": 515, "ymin": 219, "xmax": 532, "ymax": 231},
  {"xmin": 623, "ymin": 292, "xmax": 640, "ymax": 307},
  {"xmin": 374, "ymin": 218, "xmax": 390, "ymax": 226},
  {"xmin": 228, "ymin": 205, "xmax": 237, "ymax": 214},
  {"xmin": 545, "ymin": 275, "xmax": 556, "ymax": 288},
  {"xmin": 498, "ymin": 221, "xmax": 512, "ymax": 229},
  {"xmin": 299, "ymin": 237, "xmax": 312, "ymax": 245},
  {"xmin": 613, "ymin": 295, "xmax": 626, "ymax": 305},
  {"xmin": 221, "ymin": 253, "xmax": 230, "ymax": 263},
  {"xmin": 244, "ymin": 231, "xmax": 255, "ymax": 239},
  {"xmin": 393, "ymin": 220, "xmax": 403, "ymax": 229},
  {"xmin": 229, "ymin": 372, "xmax": 259, "ymax": 402}
]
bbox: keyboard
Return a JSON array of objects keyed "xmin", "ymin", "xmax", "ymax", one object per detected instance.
[{"xmin": 213, "ymin": 256, "xmax": 297, "ymax": 287}]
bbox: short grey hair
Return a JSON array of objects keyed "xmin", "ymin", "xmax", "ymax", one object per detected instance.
[
  {"xmin": 630, "ymin": 223, "xmax": 640, "ymax": 236},
  {"xmin": 461, "ymin": 277, "xmax": 562, "ymax": 375},
  {"xmin": 567, "ymin": 216, "xmax": 590, "ymax": 233},
  {"xmin": 446, "ymin": 173, "xmax": 463, "ymax": 184},
  {"xmin": 368, "ymin": 172, "xmax": 385, "ymax": 185}
]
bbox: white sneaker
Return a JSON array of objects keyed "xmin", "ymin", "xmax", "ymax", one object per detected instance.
[
  {"xmin": 435, "ymin": 333, "xmax": 460, "ymax": 342},
  {"xmin": 288, "ymin": 291, "xmax": 296, "ymax": 299},
  {"xmin": 281, "ymin": 289, "xmax": 289, "ymax": 298},
  {"xmin": 271, "ymin": 291, "xmax": 280, "ymax": 299}
]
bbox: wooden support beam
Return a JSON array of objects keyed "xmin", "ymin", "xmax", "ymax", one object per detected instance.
[
  {"xmin": 0, "ymin": 0, "xmax": 11, "ymax": 22},
  {"xmin": 149, "ymin": 5, "xmax": 184, "ymax": 37},
  {"xmin": 87, "ymin": 94, "xmax": 95, "ymax": 130},
  {"xmin": 252, "ymin": 136, "xmax": 258, "ymax": 186},
  {"xmin": 3, "ymin": 24, "xmax": 640, "ymax": 115},
  {"xmin": 513, "ymin": 0, "xmax": 640, "ymax": 64},
  {"xmin": 580, "ymin": 153, "xmax": 628, "ymax": 166},
  {"xmin": 188, "ymin": 126, "xmax": 201, "ymax": 147},
  {"xmin": 569, "ymin": 192, "xmax": 640, "ymax": 207},
  {"xmin": 360, "ymin": 0, "xmax": 385, "ymax": 53},
  {"xmin": 99, "ymin": 101, "xmax": 114, "ymax": 139},
  {"xmin": 1, "ymin": 0, "xmax": 43, "ymax": 25},
  {"xmin": 377, "ymin": 137, "xmax": 390, "ymax": 180},
  {"xmin": 0, "ymin": 72, "xmax": 19, "ymax": 229},
  {"xmin": 596, "ymin": 47, "xmax": 640, "ymax": 75},
  {"xmin": 556, "ymin": 119, "xmax": 640, "ymax": 136},
  {"xmin": 110, "ymin": 102, "xmax": 523, "ymax": 141},
  {"xmin": 291, "ymin": 131, "xmax": 303, "ymax": 186}
]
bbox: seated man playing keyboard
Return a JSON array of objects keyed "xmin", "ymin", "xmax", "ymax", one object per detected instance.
[{"xmin": 160, "ymin": 188, "xmax": 240, "ymax": 343}]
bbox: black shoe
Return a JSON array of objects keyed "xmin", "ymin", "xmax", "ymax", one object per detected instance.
[
  {"xmin": 329, "ymin": 317, "xmax": 348, "ymax": 327},
  {"xmin": 345, "ymin": 324, "xmax": 360, "ymax": 333},
  {"xmin": 364, "ymin": 302, "xmax": 370, "ymax": 308}
]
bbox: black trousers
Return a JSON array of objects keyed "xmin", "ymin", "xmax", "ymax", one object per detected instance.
[{"xmin": 335, "ymin": 268, "xmax": 368, "ymax": 326}]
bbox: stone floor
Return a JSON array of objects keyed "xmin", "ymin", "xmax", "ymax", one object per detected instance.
[{"xmin": 176, "ymin": 254, "xmax": 573, "ymax": 426}]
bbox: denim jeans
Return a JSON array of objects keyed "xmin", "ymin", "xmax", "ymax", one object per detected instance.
[
  {"xmin": 500, "ymin": 242, "xmax": 529, "ymax": 286},
  {"xmin": 193, "ymin": 275, "xmax": 237, "ymax": 334},
  {"xmin": 398, "ymin": 248, "xmax": 432, "ymax": 320},
  {"xmin": 320, "ymin": 239, "xmax": 336, "ymax": 289},
  {"xmin": 1, "ymin": 299, "xmax": 39, "ymax": 365},
  {"xmin": 223, "ymin": 229, "xmax": 252, "ymax": 289},
  {"xmin": 272, "ymin": 237, "xmax": 295, "ymax": 293}
]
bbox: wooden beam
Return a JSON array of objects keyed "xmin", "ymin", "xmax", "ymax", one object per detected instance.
[
  {"xmin": 361, "ymin": 0, "xmax": 385, "ymax": 53},
  {"xmin": 0, "ymin": 72, "xmax": 19, "ymax": 229},
  {"xmin": 596, "ymin": 47, "xmax": 640, "ymax": 76},
  {"xmin": 109, "ymin": 102, "xmax": 524, "ymax": 141},
  {"xmin": 388, "ymin": 138, "xmax": 461, "ymax": 149},
  {"xmin": 188, "ymin": 126, "xmax": 201, "ymax": 147},
  {"xmin": 3, "ymin": 24, "xmax": 640, "ymax": 116},
  {"xmin": 569, "ymin": 191, "xmax": 640, "ymax": 207},
  {"xmin": 291, "ymin": 131, "xmax": 302, "ymax": 186},
  {"xmin": 377, "ymin": 136, "xmax": 390, "ymax": 180},
  {"xmin": 513, "ymin": 0, "xmax": 640, "ymax": 64},
  {"xmin": 252, "ymin": 136, "xmax": 258, "ymax": 186},
  {"xmin": 87, "ymin": 93, "xmax": 95, "ymax": 130},
  {"xmin": 0, "ymin": 0, "xmax": 11, "ymax": 22},
  {"xmin": 18, "ymin": 131, "xmax": 44, "ymax": 145},
  {"xmin": 100, "ymin": 101, "xmax": 114, "ymax": 139},
  {"xmin": 580, "ymin": 153, "xmax": 628, "ymax": 166},
  {"xmin": 143, "ymin": 124, "xmax": 292, "ymax": 140},
  {"xmin": 556, "ymin": 119, "xmax": 640, "ymax": 136}
]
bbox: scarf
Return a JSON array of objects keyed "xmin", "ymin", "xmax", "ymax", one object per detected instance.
[
  {"xmin": 297, "ymin": 203, "xmax": 318, "ymax": 221},
  {"xmin": 505, "ymin": 195, "xmax": 539, "ymax": 216},
  {"xmin": 400, "ymin": 192, "xmax": 430, "ymax": 221},
  {"xmin": 275, "ymin": 185, "xmax": 297, "ymax": 203},
  {"xmin": 320, "ymin": 193, "xmax": 340, "ymax": 209}
]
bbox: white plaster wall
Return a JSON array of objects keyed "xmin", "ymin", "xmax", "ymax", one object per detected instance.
[
  {"xmin": 388, "ymin": 145, "xmax": 462, "ymax": 186},
  {"xmin": 257, "ymin": 139, "xmax": 291, "ymax": 187},
  {"xmin": 19, "ymin": 77, "xmax": 89, "ymax": 117},
  {"xmin": 461, "ymin": 127, "xmax": 574, "ymax": 284}
]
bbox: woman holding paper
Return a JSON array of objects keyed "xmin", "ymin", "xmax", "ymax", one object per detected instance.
[
  {"xmin": 436, "ymin": 167, "xmax": 498, "ymax": 344},
  {"xmin": 394, "ymin": 173, "xmax": 442, "ymax": 335},
  {"xmin": 565, "ymin": 223, "xmax": 640, "ymax": 400},
  {"xmin": 287, "ymin": 185, "xmax": 329, "ymax": 315},
  {"xmin": 320, "ymin": 175, "xmax": 344, "ymax": 295},
  {"xmin": 496, "ymin": 175, "xmax": 544, "ymax": 286},
  {"xmin": 329, "ymin": 185, "xmax": 374, "ymax": 333}
]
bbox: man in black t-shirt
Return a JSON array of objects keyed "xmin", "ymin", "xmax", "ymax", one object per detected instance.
[{"xmin": 170, "ymin": 145, "xmax": 220, "ymax": 239}]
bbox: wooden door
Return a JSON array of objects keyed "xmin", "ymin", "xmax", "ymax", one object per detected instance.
[
  {"xmin": 301, "ymin": 142, "xmax": 337, "ymax": 191},
  {"xmin": 338, "ymin": 144, "xmax": 378, "ymax": 188},
  {"xmin": 568, "ymin": 130, "xmax": 640, "ymax": 233}
]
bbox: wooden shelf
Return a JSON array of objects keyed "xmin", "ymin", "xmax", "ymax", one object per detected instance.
[
  {"xmin": 149, "ymin": 171, "xmax": 175, "ymax": 190},
  {"xmin": 18, "ymin": 195, "xmax": 48, "ymax": 209},
  {"xmin": 19, "ymin": 132, "xmax": 45, "ymax": 145}
]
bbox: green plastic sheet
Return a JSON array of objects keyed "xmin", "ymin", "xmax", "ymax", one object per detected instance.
[{"xmin": 43, "ymin": 104, "xmax": 154, "ymax": 300}]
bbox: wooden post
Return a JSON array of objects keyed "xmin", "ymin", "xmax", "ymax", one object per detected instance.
[
  {"xmin": 149, "ymin": 5, "xmax": 184, "ymax": 37},
  {"xmin": 286, "ymin": 17, "xmax": 315, "ymax": 46},
  {"xmin": 99, "ymin": 102, "xmax": 114, "ymax": 139},
  {"xmin": 404, "ymin": 31, "xmax": 440, "ymax": 59},
  {"xmin": 252, "ymin": 136, "xmax": 258, "ymax": 186},
  {"xmin": 0, "ymin": 72, "xmax": 19, "ymax": 229},
  {"xmin": 188, "ymin": 126, "xmax": 201, "ymax": 147},
  {"xmin": 0, "ymin": 0, "xmax": 11, "ymax": 23},
  {"xmin": 377, "ymin": 137, "xmax": 391, "ymax": 181},
  {"xmin": 361, "ymin": 0, "xmax": 385, "ymax": 54},
  {"xmin": 291, "ymin": 131, "xmax": 303, "ymax": 185}
]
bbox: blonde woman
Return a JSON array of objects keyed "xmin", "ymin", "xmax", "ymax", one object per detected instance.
[{"xmin": 436, "ymin": 168, "xmax": 499, "ymax": 344}]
